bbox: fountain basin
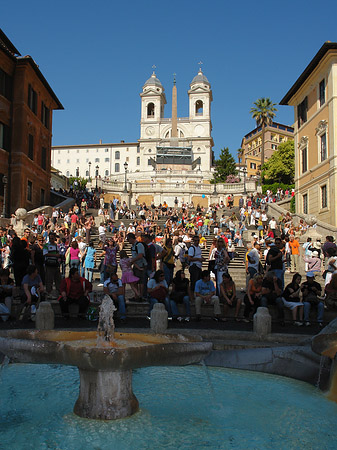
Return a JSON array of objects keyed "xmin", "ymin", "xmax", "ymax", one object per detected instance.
[{"xmin": 0, "ymin": 329, "xmax": 212, "ymax": 419}]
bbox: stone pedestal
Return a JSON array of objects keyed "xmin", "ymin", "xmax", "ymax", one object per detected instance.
[
  {"xmin": 150, "ymin": 303, "xmax": 168, "ymax": 333},
  {"xmin": 35, "ymin": 302, "xmax": 55, "ymax": 330},
  {"xmin": 253, "ymin": 307, "xmax": 271, "ymax": 336},
  {"xmin": 120, "ymin": 192, "xmax": 131, "ymax": 209},
  {"xmin": 74, "ymin": 368, "xmax": 139, "ymax": 420}
]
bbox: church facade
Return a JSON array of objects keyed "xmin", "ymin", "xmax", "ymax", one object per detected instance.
[{"xmin": 51, "ymin": 69, "xmax": 214, "ymax": 182}]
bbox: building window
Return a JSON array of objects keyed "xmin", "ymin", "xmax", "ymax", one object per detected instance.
[
  {"xmin": 95, "ymin": 158, "xmax": 100, "ymax": 163},
  {"xmin": 115, "ymin": 151, "xmax": 120, "ymax": 160},
  {"xmin": 76, "ymin": 167, "xmax": 79, "ymax": 177},
  {"xmin": 28, "ymin": 134, "xmax": 34, "ymax": 160},
  {"xmin": 126, "ymin": 157, "xmax": 129, "ymax": 162},
  {"xmin": 41, "ymin": 147, "xmax": 47, "ymax": 170},
  {"xmin": 147, "ymin": 103, "xmax": 155, "ymax": 117},
  {"xmin": 41, "ymin": 188, "xmax": 45, "ymax": 205},
  {"xmin": 137, "ymin": 157, "xmax": 140, "ymax": 165},
  {"xmin": 85, "ymin": 170, "xmax": 89, "ymax": 177},
  {"xmin": 319, "ymin": 79, "xmax": 325, "ymax": 107},
  {"xmin": 41, "ymin": 102, "xmax": 50, "ymax": 129},
  {"xmin": 66, "ymin": 171, "xmax": 70, "ymax": 177},
  {"xmin": 0, "ymin": 68, "xmax": 12, "ymax": 100},
  {"xmin": 250, "ymin": 162, "xmax": 256, "ymax": 169},
  {"xmin": 28, "ymin": 84, "xmax": 37, "ymax": 114},
  {"xmin": 115, "ymin": 163, "xmax": 120, "ymax": 172},
  {"xmin": 57, "ymin": 160, "xmax": 60, "ymax": 164},
  {"xmin": 105, "ymin": 148, "xmax": 109, "ymax": 152},
  {"xmin": 67, "ymin": 159, "xmax": 70, "ymax": 163},
  {"xmin": 0, "ymin": 122, "xmax": 10, "ymax": 151},
  {"xmin": 301, "ymin": 147, "xmax": 308, "ymax": 173},
  {"xmin": 27, "ymin": 180, "xmax": 32, "ymax": 202},
  {"xmin": 321, "ymin": 185, "xmax": 328, "ymax": 209},
  {"xmin": 137, "ymin": 147, "xmax": 140, "ymax": 153},
  {"xmin": 271, "ymin": 144, "xmax": 278, "ymax": 150},
  {"xmin": 297, "ymin": 96, "xmax": 308, "ymax": 128},
  {"xmin": 148, "ymin": 159, "xmax": 152, "ymax": 166},
  {"xmin": 195, "ymin": 100, "xmax": 203, "ymax": 115},
  {"xmin": 321, "ymin": 133, "xmax": 327, "ymax": 161},
  {"xmin": 303, "ymin": 194, "xmax": 308, "ymax": 214},
  {"xmin": 76, "ymin": 159, "xmax": 79, "ymax": 163},
  {"xmin": 105, "ymin": 158, "xmax": 109, "ymax": 162},
  {"xmin": 105, "ymin": 170, "xmax": 109, "ymax": 176}
]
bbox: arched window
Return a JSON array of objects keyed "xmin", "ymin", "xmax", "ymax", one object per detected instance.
[
  {"xmin": 147, "ymin": 102, "xmax": 155, "ymax": 117},
  {"xmin": 195, "ymin": 100, "xmax": 203, "ymax": 115},
  {"xmin": 85, "ymin": 170, "xmax": 89, "ymax": 177},
  {"xmin": 66, "ymin": 171, "xmax": 70, "ymax": 177},
  {"xmin": 137, "ymin": 157, "xmax": 140, "ymax": 165},
  {"xmin": 115, "ymin": 163, "xmax": 120, "ymax": 172},
  {"xmin": 105, "ymin": 170, "xmax": 109, "ymax": 176},
  {"xmin": 115, "ymin": 151, "xmax": 120, "ymax": 160}
]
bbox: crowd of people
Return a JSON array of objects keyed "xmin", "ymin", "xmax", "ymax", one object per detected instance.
[{"xmin": 0, "ymin": 190, "xmax": 336, "ymax": 328}]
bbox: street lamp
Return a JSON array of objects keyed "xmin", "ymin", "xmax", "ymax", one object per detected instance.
[
  {"xmin": 213, "ymin": 178, "xmax": 217, "ymax": 195},
  {"xmin": 124, "ymin": 161, "xmax": 128, "ymax": 193},
  {"xmin": 1, "ymin": 175, "xmax": 8, "ymax": 218},
  {"xmin": 242, "ymin": 165, "xmax": 247, "ymax": 195},
  {"xmin": 95, "ymin": 165, "xmax": 99, "ymax": 190},
  {"xmin": 88, "ymin": 161, "xmax": 91, "ymax": 179}
]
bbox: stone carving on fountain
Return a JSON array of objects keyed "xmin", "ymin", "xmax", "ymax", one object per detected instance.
[
  {"xmin": 0, "ymin": 295, "xmax": 212, "ymax": 420},
  {"xmin": 312, "ymin": 317, "xmax": 337, "ymax": 402}
]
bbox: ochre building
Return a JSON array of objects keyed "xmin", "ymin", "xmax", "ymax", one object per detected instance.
[{"xmin": 281, "ymin": 42, "xmax": 337, "ymax": 226}]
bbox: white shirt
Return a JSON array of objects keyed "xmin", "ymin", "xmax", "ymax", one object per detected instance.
[{"xmin": 188, "ymin": 245, "xmax": 202, "ymax": 268}]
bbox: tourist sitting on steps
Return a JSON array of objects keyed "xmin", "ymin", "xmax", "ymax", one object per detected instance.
[
  {"xmin": 260, "ymin": 271, "xmax": 285, "ymax": 326},
  {"xmin": 21, "ymin": 264, "xmax": 46, "ymax": 321},
  {"xmin": 147, "ymin": 269, "xmax": 171, "ymax": 317},
  {"xmin": 282, "ymin": 273, "xmax": 304, "ymax": 326},
  {"xmin": 0, "ymin": 268, "xmax": 14, "ymax": 321},
  {"xmin": 169, "ymin": 270, "xmax": 191, "ymax": 322},
  {"xmin": 59, "ymin": 268, "xmax": 92, "ymax": 318},
  {"xmin": 301, "ymin": 272, "xmax": 324, "ymax": 327},
  {"xmin": 220, "ymin": 272, "xmax": 242, "ymax": 322},
  {"xmin": 194, "ymin": 270, "xmax": 222, "ymax": 322},
  {"xmin": 243, "ymin": 273, "xmax": 263, "ymax": 322},
  {"xmin": 103, "ymin": 272, "xmax": 127, "ymax": 324}
]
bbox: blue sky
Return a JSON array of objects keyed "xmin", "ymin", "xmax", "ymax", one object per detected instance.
[{"xmin": 2, "ymin": 0, "xmax": 337, "ymax": 159}]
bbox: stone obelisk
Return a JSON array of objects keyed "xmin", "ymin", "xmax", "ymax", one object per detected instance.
[{"xmin": 171, "ymin": 74, "xmax": 178, "ymax": 146}]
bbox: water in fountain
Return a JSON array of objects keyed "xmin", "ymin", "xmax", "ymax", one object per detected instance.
[
  {"xmin": 96, "ymin": 294, "xmax": 117, "ymax": 346},
  {"xmin": 1, "ymin": 364, "xmax": 337, "ymax": 449}
]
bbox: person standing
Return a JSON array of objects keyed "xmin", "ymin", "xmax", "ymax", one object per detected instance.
[
  {"xmin": 188, "ymin": 235, "xmax": 204, "ymax": 292},
  {"xmin": 43, "ymin": 232, "xmax": 61, "ymax": 295},
  {"xmin": 289, "ymin": 235, "xmax": 300, "ymax": 273}
]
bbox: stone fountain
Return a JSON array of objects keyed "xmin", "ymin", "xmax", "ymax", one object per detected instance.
[
  {"xmin": 312, "ymin": 317, "xmax": 337, "ymax": 402},
  {"xmin": 0, "ymin": 296, "xmax": 212, "ymax": 420}
]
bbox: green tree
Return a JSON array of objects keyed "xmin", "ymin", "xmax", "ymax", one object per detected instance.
[
  {"xmin": 262, "ymin": 140, "xmax": 295, "ymax": 184},
  {"xmin": 250, "ymin": 97, "xmax": 277, "ymax": 169},
  {"xmin": 69, "ymin": 176, "xmax": 88, "ymax": 189},
  {"xmin": 213, "ymin": 147, "xmax": 237, "ymax": 183}
]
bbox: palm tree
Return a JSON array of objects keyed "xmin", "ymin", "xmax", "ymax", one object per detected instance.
[{"xmin": 250, "ymin": 98, "xmax": 277, "ymax": 170}]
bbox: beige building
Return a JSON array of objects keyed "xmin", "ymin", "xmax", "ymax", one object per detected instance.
[
  {"xmin": 240, "ymin": 122, "xmax": 294, "ymax": 178},
  {"xmin": 281, "ymin": 42, "xmax": 337, "ymax": 226}
]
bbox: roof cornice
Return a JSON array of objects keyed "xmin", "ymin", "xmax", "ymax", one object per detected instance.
[{"xmin": 280, "ymin": 42, "xmax": 337, "ymax": 105}]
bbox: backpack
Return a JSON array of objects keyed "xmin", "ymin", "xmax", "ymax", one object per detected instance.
[
  {"xmin": 187, "ymin": 245, "xmax": 196, "ymax": 266},
  {"xmin": 135, "ymin": 242, "xmax": 152, "ymax": 267}
]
